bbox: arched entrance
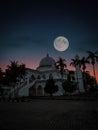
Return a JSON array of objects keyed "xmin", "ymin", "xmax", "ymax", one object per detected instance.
[
  {"xmin": 29, "ymin": 87, "xmax": 36, "ymax": 96},
  {"xmin": 37, "ymin": 85, "xmax": 43, "ymax": 96}
]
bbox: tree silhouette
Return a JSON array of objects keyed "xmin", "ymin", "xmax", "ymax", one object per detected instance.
[
  {"xmin": 84, "ymin": 71, "xmax": 96, "ymax": 92},
  {"xmin": 80, "ymin": 57, "xmax": 89, "ymax": 72},
  {"xmin": 70, "ymin": 55, "xmax": 81, "ymax": 68},
  {"xmin": 62, "ymin": 79, "xmax": 77, "ymax": 95},
  {"xmin": 87, "ymin": 51, "xmax": 98, "ymax": 84},
  {"xmin": 55, "ymin": 57, "xmax": 67, "ymax": 78},
  {"xmin": 70, "ymin": 55, "xmax": 81, "ymax": 92},
  {"xmin": 18, "ymin": 64, "xmax": 27, "ymax": 83},
  {"xmin": 44, "ymin": 77, "xmax": 58, "ymax": 96},
  {"xmin": 6, "ymin": 61, "xmax": 19, "ymax": 85},
  {"xmin": 80, "ymin": 56, "xmax": 89, "ymax": 89},
  {"xmin": 0, "ymin": 68, "xmax": 4, "ymax": 95},
  {"xmin": 0, "ymin": 68, "xmax": 4, "ymax": 84},
  {"xmin": 5, "ymin": 61, "xmax": 26, "ymax": 87}
]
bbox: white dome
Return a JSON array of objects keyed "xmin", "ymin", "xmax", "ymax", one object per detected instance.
[{"xmin": 39, "ymin": 54, "xmax": 55, "ymax": 67}]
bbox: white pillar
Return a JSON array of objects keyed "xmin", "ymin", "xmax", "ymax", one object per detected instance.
[{"xmin": 76, "ymin": 65, "xmax": 85, "ymax": 92}]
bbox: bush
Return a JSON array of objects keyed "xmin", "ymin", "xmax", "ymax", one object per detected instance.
[{"xmin": 62, "ymin": 80, "xmax": 77, "ymax": 94}]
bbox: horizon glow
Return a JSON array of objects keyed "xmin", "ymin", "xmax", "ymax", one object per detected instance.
[{"xmin": 1, "ymin": 58, "xmax": 98, "ymax": 83}]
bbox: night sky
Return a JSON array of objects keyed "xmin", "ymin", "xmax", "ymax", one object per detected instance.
[{"xmin": 0, "ymin": 0, "xmax": 98, "ymax": 80}]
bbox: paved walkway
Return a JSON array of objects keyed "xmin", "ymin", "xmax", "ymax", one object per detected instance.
[{"xmin": 0, "ymin": 100, "xmax": 98, "ymax": 130}]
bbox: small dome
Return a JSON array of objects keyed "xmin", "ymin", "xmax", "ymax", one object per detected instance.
[{"xmin": 39, "ymin": 54, "xmax": 55, "ymax": 67}]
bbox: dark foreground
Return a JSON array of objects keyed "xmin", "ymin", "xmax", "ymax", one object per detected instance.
[{"xmin": 0, "ymin": 100, "xmax": 98, "ymax": 130}]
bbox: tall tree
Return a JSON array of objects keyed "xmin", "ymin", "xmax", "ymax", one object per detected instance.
[
  {"xmin": 70, "ymin": 55, "xmax": 81, "ymax": 68},
  {"xmin": 6, "ymin": 61, "xmax": 19, "ymax": 86},
  {"xmin": 87, "ymin": 51, "xmax": 98, "ymax": 84},
  {"xmin": 80, "ymin": 57, "xmax": 89, "ymax": 89},
  {"xmin": 70, "ymin": 55, "xmax": 81, "ymax": 92},
  {"xmin": 5, "ymin": 61, "xmax": 26, "ymax": 87},
  {"xmin": 44, "ymin": 77, "xmax": 58, "ymax": 96},
  {"xmin": 55, "ymin": 57, "xmax": 67, "ymax": 78},
  {"xmin": 80, "ymin": 57, "xmax": 89, "ymax": 72},
  {"xmin": 84, "ymin": 71, "xmax": 95, "ymax": 92}
]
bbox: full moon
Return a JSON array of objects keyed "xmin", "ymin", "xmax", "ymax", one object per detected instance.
[{"xmin": 54, "ymin": 36, "xmax": 69, "ymax": 51}]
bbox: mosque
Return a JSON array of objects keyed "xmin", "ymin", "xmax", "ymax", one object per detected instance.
[{"xmin": 9, "ymin": 54, "xmax": 84, "ymax": 97}]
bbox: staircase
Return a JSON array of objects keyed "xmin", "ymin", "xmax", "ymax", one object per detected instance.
[
  {"xmin": 18, "ymin": 79, "xmax": 37, "ymax": 97},
  {"xmin": 8, "ymin": 79, "xmax": 37, "ymax": 97}
]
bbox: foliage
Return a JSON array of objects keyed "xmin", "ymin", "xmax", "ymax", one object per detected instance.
[
  {"xmin": 44, "ymin": 77, "xmax": 58, "ymax": 96},
  {"xmin": 86, "ymin": 51, "xmax": 98, "ymax": 83},
  {"xmin": 70, "ymin": 55, "xmax": 81, "ymax": 68},
  {"xmin": 87, "ymin": 51, "xmax": 98, "ymax": 65},
  {"xmin": 55, "ymin": 57, "xmax": 67, "ymax": 77},
  {"xmin": 0, "ymin": 68, "xmax": 4, "ymax": 84},
  {"xmin": 70, "ymin": 55, "xmax": 81, "ymax": 91},
  {"xmin": 84, "ymin": 71, "xmax": 96, "ymax": 92},
  {"xmin": 62, "ymin": 80, "xmax": 77, "ymax": 94},
  {"xmin": 4, "ymin": 61, "xmax": 26, "ymax": 86},
  {"xmin": 70, "ymin": 55, "xmax": 89, "ymax": 72},
  {"xmin": 0, "ymin": 68, "xmax": 4, "ymax": 95},
  {"xmin": 80, "ymin": 57, "xmax": 89, "ymax": 72}
]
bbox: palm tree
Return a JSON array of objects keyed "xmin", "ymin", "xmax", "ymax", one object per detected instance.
[
  {"xmin": 80, "ymin": 57, "xmax": 89, "ymax": 89},
  {"xmin": 70, "ymin": 55, "xmax": 81, "ymax": 68},
  {"xmin": 70, "ymin": 55, "xmax": 81, "ymax": 92},
  {"xmin": 87, "ymin": 51, "xmax": 98, "ymax": 84},
  {"xmin": 55, "ymin": 57, "xmax": 67, "ymax": 78},
  {"xmin": 80, "ymin": 57, "xmax": 89, "ymax": 72}
]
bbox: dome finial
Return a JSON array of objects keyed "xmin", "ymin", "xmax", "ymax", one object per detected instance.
[{"xmin": 39, "ymin": 54, "xmax": 55, "ymax": 67}]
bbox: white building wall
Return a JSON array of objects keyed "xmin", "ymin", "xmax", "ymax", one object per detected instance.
[
  {"xmin": 55, "ymin": 81, "xmax": 65, "ymax": 95},
  {"xmin": 76, "ymin": 65, "xmax": 85, "ymax": 92}
]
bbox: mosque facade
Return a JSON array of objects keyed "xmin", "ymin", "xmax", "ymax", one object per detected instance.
[{"xmin": 9, "ymin": 54, "xmax": 84, "ymax": 97}]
